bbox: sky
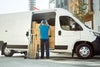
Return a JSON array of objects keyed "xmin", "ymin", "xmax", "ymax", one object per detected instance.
[
  {"xmin": 36, "ymin": 0, "xmax": 49, "ymax": 10},
  {"xmin": 0, "ymin": 0, "xmax": 49, "ymax": 14}
]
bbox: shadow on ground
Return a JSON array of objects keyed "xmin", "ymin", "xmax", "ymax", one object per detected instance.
[{"xmin": 9, "ymin": 55, "xmax": 100, "ymax": 61}]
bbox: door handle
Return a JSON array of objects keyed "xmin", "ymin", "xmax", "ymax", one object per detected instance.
[{"xmin": 58, "ymin": 30, "xmax": 61, "ymax": 36}]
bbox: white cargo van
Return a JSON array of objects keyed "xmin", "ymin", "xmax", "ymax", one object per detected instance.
[
  {"xmin": 0, "ymin": 12, "xmax": 31, "ymax": 57},
  {"xmin": 0, "ymin": 8, "xmax": 100, "ymax": 59}
]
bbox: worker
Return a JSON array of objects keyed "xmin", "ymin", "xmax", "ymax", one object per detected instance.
[{"xmin": 39, "ymin": 19, "xmax": 50, "ymax": 59}]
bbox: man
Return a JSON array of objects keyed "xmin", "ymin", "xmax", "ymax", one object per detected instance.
[{"xmin": 39, "ymin": 19, "xmax": 50, "ymax": 59}]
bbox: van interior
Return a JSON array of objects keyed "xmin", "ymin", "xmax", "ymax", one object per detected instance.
[{"xmin": 31, "ymin": 12, "xmax": 56, "ymax": 49}]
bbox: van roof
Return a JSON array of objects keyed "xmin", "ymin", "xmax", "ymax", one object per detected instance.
[
  {"xmin": 32, "ymin": 8, "xmax": 57, "ymax": 13},
  {"xmin": 0, "ymin": 8, "xmax": 72, "ymax": 16},
  {"xmin": 31, "ymin": 8, "xmax": 72, "ymax": 15}
]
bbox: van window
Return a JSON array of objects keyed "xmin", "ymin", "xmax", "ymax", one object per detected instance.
[
  {"xmin": 32, "ymin": 12, "xmax": 56, "ymax": 26},
  {"xmin": 60, "ymin": 16, "xmax": 83, "ymax": 31}
]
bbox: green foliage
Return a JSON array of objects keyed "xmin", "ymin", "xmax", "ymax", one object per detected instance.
[{"xmin": 74, "ymin": 0, "xmax": 88, "ymax": 23}]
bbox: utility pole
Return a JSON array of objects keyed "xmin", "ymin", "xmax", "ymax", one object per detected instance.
[{"xmin": 29, "ymin": 0, "xmax": 36, "ymax": 10}]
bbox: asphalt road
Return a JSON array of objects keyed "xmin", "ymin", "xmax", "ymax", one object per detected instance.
[{"xmin": 0, "ymin": 52, "xmax": 100, "ymax": 67}]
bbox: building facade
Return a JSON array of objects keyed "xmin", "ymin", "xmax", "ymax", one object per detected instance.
[
  {"xmin": 49, "ymin": 0, "xmax": 94, "ymax": 29},
  {"xmin": 93, "ymin": 0, "xmax": 100, "ymax": 32},
  {"xmin": 49, "ymin": 0, "xmax": 68, "ymax": 9},
  {"xmin": 56, "ymin": 0, "xmax": 68, "ymax": 9},
  {"xmin": 68, "ymin": 0, "xmax": 93, "ymax": 13},
  {"xmin": 68, "ymin": 0, "xmax": 94, "ymax": 29}
]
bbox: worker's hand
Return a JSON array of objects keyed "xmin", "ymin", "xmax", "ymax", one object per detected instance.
[
  {"xmin": 40, "ymin": 22, "xmax": 42, "ymax": 25},
  {"xmin": 46, "ymin": 22, "xmax": 49, "ymax": 25}
]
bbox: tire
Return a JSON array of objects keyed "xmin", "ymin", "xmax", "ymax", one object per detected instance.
[
  {"xmin": 3, "ymin": 45, "xmax": 14, "ymax": 57},
  {"xmin": 76, "ymin": 43, "xmax": 93, "ymax": 59}
]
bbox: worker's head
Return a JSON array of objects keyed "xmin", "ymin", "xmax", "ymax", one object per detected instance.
[{"xmin": 41, "ymin": 19, "xmax": 47, "ymax": 24}]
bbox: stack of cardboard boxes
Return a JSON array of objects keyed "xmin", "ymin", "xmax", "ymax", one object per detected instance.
[
  {"xmin": 28, "ymin": 21, "xmax": 55, "ymax": 58},
  {"xmin": 32, "ymin": 22, "xmax": 55, "ymax": 49},
  {"xmin": 49, "ymin": 26, "xmax": 55, "ymax": 49},
  {"xmin": 28, "ymin": 21, "xmax": 38, "ymax": 58}
]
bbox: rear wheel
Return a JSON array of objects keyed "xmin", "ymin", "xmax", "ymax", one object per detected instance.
[
  {"xmin": 76, "ymin": 43, "xmax": 93, "ymax": 59},
  {"xmin": 3, "ymin": 45, "xmax": 14, "ymax": 57}
]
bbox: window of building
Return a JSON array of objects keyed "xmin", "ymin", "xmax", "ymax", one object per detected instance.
[
  {"xmin": 56, "ymin": 0, "xmax": 61, "ymax": 7},
  {"xmin": 61, "ymin": 2, "xmax": 64, "ymax": 8},
  {"xmin": 99, "ymin": 0, "xmax": 100, "ymax": 11},
  {"xmin": 62, "ymin": 0, "xmax": 64, "ymax": 2},
  {"xmin": 60, "ymin": 16, "xmax": 83, "ymax": 31},
  {"xmin": 64, "ymin": 0, "xmax": 68, "ymax": 9},
  {"xmin": 90, "ymin": 0, "xmax": 93, "ymax": 11},
  {"xmin": 72, "ymin": 0, "xmax": 74, "ymax": 2},
  {"xmin": 64, "ymin": 0, "xmax": 68, "ymax": 5},
  {"xmin": 83, "ymin": 0, "xmax": 88, "ymax": 4},
  {"xmin": 83, "ymin": 0, "xmax": 88, "ymax": 13},
  {"xmin": 58, "ymin": 0, "xmax": 60, "ymax": 4},
  {"xmin": 98, "ymin": 26, "xmax": 100, "ymax": 32},
  {"xmin": 71, "ymin": 6, "xmax": 74, "ymax": 14}
]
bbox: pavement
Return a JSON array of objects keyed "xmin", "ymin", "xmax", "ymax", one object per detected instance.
[{"xmin": 0, "ymin": 52, "xmax": 100, "ymax": 67}]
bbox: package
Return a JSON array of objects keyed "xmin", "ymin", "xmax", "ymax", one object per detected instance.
[
  {"xmin": 28, "ymin": 42, "xmax": 37, "ymax": 58},
  {"xmin": 49, "ymin": 37, "xmax": 55, "ymax": 49},
  {"xmin": 32, "ymin": 21, "xmax": 37, "ymax": 34},
  {"xmin": 32, "ymin": 21, "xmax": 37, "ymax": 28},
  {"xmin": 32, "ymin": 23, "xmax": 55, "ymax": 49},
  {"xmin": 50, "ymin": 26, "xmax": 55, "ymax": 37},
  {"xmin": 36, "ymin": 36, "xmax": 41, "ymax": 48},
  {"xmin": 36, "ymin": 24, "xmax": 40, "ymax": 36}
]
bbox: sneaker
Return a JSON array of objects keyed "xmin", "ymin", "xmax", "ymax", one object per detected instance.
[{"xmin": 41, "ymin": 57, "xmax": 44, "ymax": 59}]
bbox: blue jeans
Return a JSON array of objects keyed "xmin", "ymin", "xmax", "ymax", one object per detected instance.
[{"xmin": 41, "ymin": 39, "xmax": 49, "ymax": 58}]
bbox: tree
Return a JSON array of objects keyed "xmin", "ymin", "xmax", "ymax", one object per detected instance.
[{"xmin": 74, "ymin": 0, "xmax": 88, "ymax": 23}]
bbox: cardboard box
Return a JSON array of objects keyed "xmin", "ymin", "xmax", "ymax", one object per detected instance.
[
  {"xmin": 31, "ymin": 22, "xmax": 55, "ymax": 50},
  {"xmin": 36, "ymin": 36, "xmax": 41, "ymax": 48},
  {"xmin": 32, "ymin": 36, "xmax": 55, "ymax": 49},
  {"xmin": 36, "ymin": 24, "xmax": 40, "ymax": 36},
  {"xmin": 50, "ymin": 26, "xmax": 55, "ymax": 37},
  {"xmin": 49, "ymin": 37, "xmax": 55, "ymax": 49},
  {"xmin": 28, "ymin": 43, "xmax": 37, "ymax": 58},
  {"xmin": 32, "ymin": 21, "xmax": 37, "ymax": 28},
  {"xmin": 32, "ymin": 22, "xmax": 40, "ymax": 36}
]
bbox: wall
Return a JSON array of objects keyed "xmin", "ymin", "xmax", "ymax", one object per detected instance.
[
  {"xmin": 94, "ymin": 11, "xmax": 100, "ymax": 32},
  {"xmin": 93, "ymin": 0, "xmax": 100, "ymax": 32}
]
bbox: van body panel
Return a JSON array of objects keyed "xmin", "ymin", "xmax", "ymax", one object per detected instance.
[
  {"xmin": 80, "ymin": 29, "xmax": 96, "ymax": 42},
  {"xmin": 55, "ymin": 9, "xmax": 82, "ymax": 52},
  {"xmin": 31, "ymin": 9, "xmax": 100, "ymax": 56},
  {"xmin": 0, "ymin": 12, "xmax": 32, "ymax": 45}
]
